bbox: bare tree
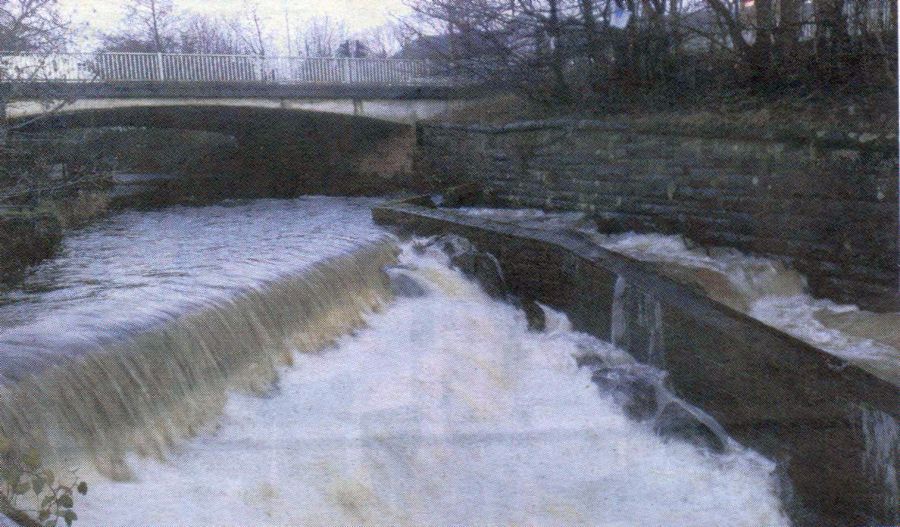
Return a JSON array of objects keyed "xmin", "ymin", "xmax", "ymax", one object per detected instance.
[
  {"xmin": 405, "ymin": 0, "xmax": 895, "ymax": 106},
  {"xmin": 0, "ymin": 0, "xmax": 74, "ymax": 144},
  {"xmin": 0, "ymin": 0, "xmax": 69, "ymax": 53},
  {"xmin": 102, "ymin": 0, "xmax": 179, "ymax": 53},
  {"xmin": 229, "ymin": 1, "xmax": 270, "ymax": 57},
  {"xmin": 0, "ymin": 0, "xmax": 111, "ymax": 208},
  {"xmin": 355, "ymin": 23, "xmax": 406, "ymax": 58},
  {"xmin": 297, "ymin": 16, "xmax": 348, "ymax": 57},
  {"xmin": 179, "ymin": 14, "xmax": 245, "ymax": 55}
]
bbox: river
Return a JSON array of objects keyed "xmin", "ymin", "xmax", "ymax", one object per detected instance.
[{"xmin": 0, "ymin": 197, "xmax": 789, "ymax": 526}]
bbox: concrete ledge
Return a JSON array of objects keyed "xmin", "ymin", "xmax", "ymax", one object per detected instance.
[
  {"xmin": 0, "ymin": 81, "xmax": 482, "ymax": 101},
  {"xmin": 373, "ymin": 193, "xmax": 899, "ymax": 527}
]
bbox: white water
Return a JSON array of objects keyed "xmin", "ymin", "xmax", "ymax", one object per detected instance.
[
  {"xmin": 611, "ymin": 276, "xmax": 666, "ymax": 368},
  {"xmin": 860, "ymin": 407, "xmax": 900, "ymax": 523},
  {"xmin": 453, "ymin": 207, "xmax": 900, "ymax": 386},
  {"xmin": 597, "ymin": 232, "xmax": 900, "ymax": 386},
  {"xmin": 75, "ymin": 242, "xmax": 788, "ymax": 526}
]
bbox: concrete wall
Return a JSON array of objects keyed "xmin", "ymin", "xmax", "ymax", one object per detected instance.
[
  {"xmin": 373, "ymin": 198, "xmax": 900, "ymax": 527},
  {"xmin": 415, "ymin": 120, "xmax": 899, "ymax": 309}
]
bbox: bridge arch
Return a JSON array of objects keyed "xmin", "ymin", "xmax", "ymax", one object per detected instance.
[{"xmin": 12, "ymin": 104, "xmax": 425, "ymax": 198}]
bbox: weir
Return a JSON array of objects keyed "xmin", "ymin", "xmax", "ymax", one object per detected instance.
[
  {"xmin": 373, "ymin": 191, "xmax": 900, "ymax": 526},
  {"xmin": 0, "ymin": 193, "xmax": 894, "ymax": 525},
  {"xmin": 0, "ymin": 242, "xmax": 397, "ymax": 478}
]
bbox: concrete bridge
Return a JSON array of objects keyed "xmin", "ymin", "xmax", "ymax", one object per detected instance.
[{"xmin": 1, "ymin": 52, "xmax": 474, "ymax": 125}]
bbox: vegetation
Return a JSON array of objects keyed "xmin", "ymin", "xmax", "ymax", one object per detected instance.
[
  {"xmin": 0, "ymin": 436, "xmax": 87, "ymax": 527},
  {"xmin": 402, "ymin": 0, "xmax": 897, "ymax": 112},
  {"xmin": 100, "ymin": 0, "xmax": 409, "ymax": 58}
]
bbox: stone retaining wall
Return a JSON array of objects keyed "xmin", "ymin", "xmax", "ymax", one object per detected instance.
[{"xmin": 415, "ymin": 120, "xmax": 899, "ymax": 309}]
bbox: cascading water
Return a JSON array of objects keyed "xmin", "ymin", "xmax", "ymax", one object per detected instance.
[
  {"xmin": 70, "ymin": 236, "xmax": 788, "ymax": 526},
  {"xmin": 0, "ymin": 200, "xmax": 793, "ymax": 525},
  {"xmin": 859, "ymin": 406, "xmax": 899, "ymax": 523},
  {"xmin": 0, "ymin": 198, "xmax": 396, "ymax": 477},
  {"xmin": 610, "ymin": 276, "xmax": 665, "ymax": 368},
  {"xmin": 453, "ymin": 207, "xmax": 900, "ymax": 387}
]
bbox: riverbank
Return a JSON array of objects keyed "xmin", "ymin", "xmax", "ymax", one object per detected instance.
[{"xmin": 0, "ymin": 192, "xmax": 110, "ymax": 286}]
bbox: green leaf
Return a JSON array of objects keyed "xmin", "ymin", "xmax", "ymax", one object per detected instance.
[
  {"xmin": 43, "ymin": 470, "xmax": 54, "ymax": 486},
  {"xmin": 63, "ymin": 510, "xmax": 77, "ymax": 526},
  {"xmin": 38, "ymin": 509, "xmax": 50, "ymax": 521},
  {"xmin": 41, "ymin": 494, "xmax": 55, "ymax": 508},
  {"xmin": 43, "ymin": 519, "xmax": 57, "ymax": 527},
  {"xmin": 76, "ymin": 481, "xmax": 87, "ymax": 495},
  {"xmin": 57, "ymin": 493, "xmax": 73, "ymax": 508},
  {"xmin": 23, "ymin": 448, "xmax": 41, "ymax": 470},
  {"xmin": 13, "ymin": 482, "xmax": 30, "ymax": 494},
  {"xmin": 32, "ymin": 476, "xmax": 45, "ymax": 494}
]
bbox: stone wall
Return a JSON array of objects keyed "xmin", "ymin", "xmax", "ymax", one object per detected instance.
[{"xmin": 415, "ymin": 120, "xmax": 899, "ymax": 309}]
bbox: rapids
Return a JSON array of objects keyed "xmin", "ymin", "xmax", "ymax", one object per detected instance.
[
  {"xmin": 0, "ymin": 199, "xmax": 791, "ymax": 525},
  {"xmin": 454, "ymin": 207, "xmax": 900, "ymax": 386},
  {"xmin": 75, "ymin": 238, "xmax": 789, "ymax": 526}
]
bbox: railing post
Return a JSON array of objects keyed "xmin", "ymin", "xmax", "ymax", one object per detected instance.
[
  {"xmin": 156, "ymin": 53, "xmax": 165, "ymax": 81},
  {"xmin": 342, "ymin": 58, "xmax": 351, "ymax": 84}
]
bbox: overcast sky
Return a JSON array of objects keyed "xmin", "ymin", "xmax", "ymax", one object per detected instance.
[{"xmin": 59, "ymin": 0, "xmax": 410, "ymax": 50}]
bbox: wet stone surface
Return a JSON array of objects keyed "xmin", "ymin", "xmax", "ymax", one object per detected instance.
[
  {"xmin": 386, "ymin": 266, "xmax": 429, "ymax": 298},
  {"xmin": 590, "ymin": 365, "xmax": 662, "ymax": 422}
]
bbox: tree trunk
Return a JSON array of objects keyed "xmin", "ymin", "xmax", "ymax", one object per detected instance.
[
  {"xmin": 752, "ymin": 0, "xmax": 774, "ymax": 84},
  {"xmin": 774, "ymin": 0, "xmax": 801, "ymax": 75},
  {"xmin": 0, "ymin": 101, "xmax": 7, "ymax": 148},
  {"xmin": 150, "ymin": 0, "xmax": 164, "ymax": 53},
  {"xmin": 579, "ymin": 0, "xmax": 602, "ymax": 91},
  {"xmin": 546, "ymin": 0, "xmax": 572, "ymax": 105}
]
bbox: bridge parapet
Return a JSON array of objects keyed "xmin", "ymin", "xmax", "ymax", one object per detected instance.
[{"xmin": 0, "ymin": 52, "xmax": 455, "ymax": 87}]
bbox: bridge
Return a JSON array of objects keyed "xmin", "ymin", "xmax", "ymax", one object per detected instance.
[{"xmin": 0, "ymin": 52, "xmax": 473, "ymax": 125}]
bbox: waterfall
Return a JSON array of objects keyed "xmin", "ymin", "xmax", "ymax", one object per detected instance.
[
  {"xmin": 611, "ymin": 276, "xmax": 665, "ymax": 368},
  {"xmin": 860, "ymin": 406, "xmax": 899, "ymax": 523},
  {"xmin": 0, "ymin": 242, "xmax": 398, "ymax": 479}
]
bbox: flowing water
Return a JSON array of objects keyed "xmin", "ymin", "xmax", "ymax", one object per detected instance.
[
  {"xmin": 0, "ymin": 197, "xmax": 394, "ymax": 476},
  {"xmin": 0, "ymin": 198, "xmax": 792, "ymax": 525},
  {"xmin": 455, "ymin": 207, "xmax": 900, "ymax": 387},
  {"xmin": 78, "ymin": 236, "xmax": 786, "ymax": 526}
]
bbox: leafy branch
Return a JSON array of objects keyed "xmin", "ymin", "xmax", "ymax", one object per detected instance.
[{"xmin": 0, "ymin": 435, "xmax": 87, "ymax": 527}]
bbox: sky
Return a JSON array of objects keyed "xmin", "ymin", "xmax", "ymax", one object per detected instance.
[{"xmin": 58, "ymin": 0, "xmax": 411, "ymax": 50}]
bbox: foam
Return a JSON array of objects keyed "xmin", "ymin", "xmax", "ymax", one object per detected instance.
[{"xmin": 76, "ymin": 243, "xmax": 787, "ymax": 526}]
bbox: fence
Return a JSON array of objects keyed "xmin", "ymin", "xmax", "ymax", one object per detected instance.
[{"xmin": 0, "ymin": 53, "xmax": 446, "ymax": 86}]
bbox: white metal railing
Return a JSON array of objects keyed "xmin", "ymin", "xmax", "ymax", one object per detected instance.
[{"xmin": 0, "ymin": 52, "xmax": 449, "ymax": 86}]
